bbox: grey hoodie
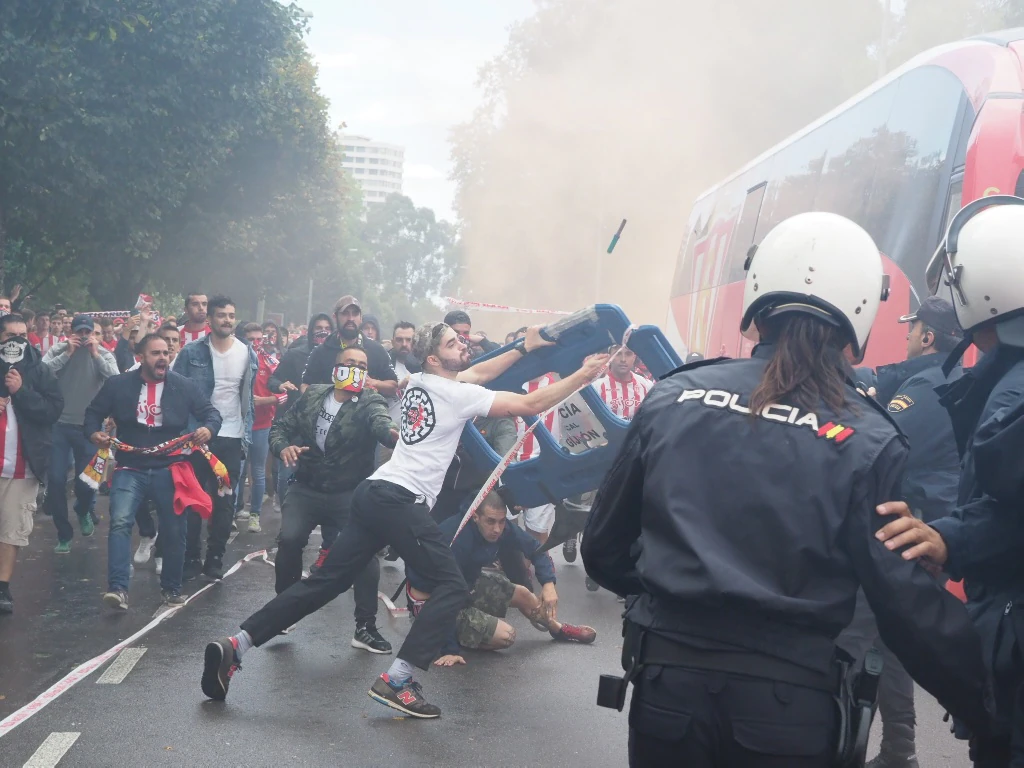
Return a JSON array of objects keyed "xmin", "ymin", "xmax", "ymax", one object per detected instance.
[{"xmin": 42, "ymin": 340, "xmax": 119, "ymax": 426}]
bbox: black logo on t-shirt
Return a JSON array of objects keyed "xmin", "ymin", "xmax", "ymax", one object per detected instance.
[{"xmin": 401, "ymin": 387, "xmax": 436, "ymax": 444}]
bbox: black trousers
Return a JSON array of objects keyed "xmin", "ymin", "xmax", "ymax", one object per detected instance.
[
  {"xmin": 275, "ymin": 483, "xmax": 379, "ymax": 625},
  {"xmin": 836, "ymin": 590, "xmax": 916, "ymax": 757},
  {"xmin": 628, "ymin": 666, "xmax": 837, "ymax": 767},
  {"xmin": 241, "ymin": 479, "xmax": 469, "ymax": 670},
  {"xmin": 185, "ymin": 436, "xmax": 242, "ymax": 564}
]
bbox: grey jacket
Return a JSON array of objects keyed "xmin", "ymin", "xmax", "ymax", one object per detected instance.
[{"xmin": 43, "ymin": 341, "xmax": 119, "ymax": 426}]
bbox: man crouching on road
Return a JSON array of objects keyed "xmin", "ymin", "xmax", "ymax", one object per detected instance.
[{"xmin": 406, "ymin": 490, "xmax": 597, "ymax": 667}]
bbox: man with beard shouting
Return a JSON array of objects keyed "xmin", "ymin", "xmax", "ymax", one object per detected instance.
[
  {"xmin": 203, "ymin": 323, "xmax": 608, "ymax": 719},
  {"xmin": 301, "ymin": 296, "xmax": 398, "ymax": 398},
  {"xmin": 85, "ymin": 334, "xmax": 222, "ymax": 609}
]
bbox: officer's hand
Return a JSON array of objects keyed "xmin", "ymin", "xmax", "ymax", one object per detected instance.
[
  {"xmin": 433, "ymin": 654, "xmax": 466, "ymax": 667},
  {"xmin": 876, "ymin": 502, "xmax": 949, "ymax": 566}
]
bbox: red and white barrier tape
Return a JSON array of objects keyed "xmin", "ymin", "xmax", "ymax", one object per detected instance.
[
  {"xmin": 448, "ymin": 325, "xmax": 638, "ymax": 545},
  {"xmin": 443, "ymin": 297, "xmax": 572, "ymax": 316},
  {"xmin": 0, "ymin": 549, "xmax": 271, "ymax": 739}
]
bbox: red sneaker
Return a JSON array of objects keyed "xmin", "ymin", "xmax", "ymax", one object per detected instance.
[{"xmin": 551, "ymin": 623, "xmax": 597, "ymax": 644}]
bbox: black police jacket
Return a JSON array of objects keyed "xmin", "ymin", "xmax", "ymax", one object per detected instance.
[
  {"xmin": 884, "ymin": 354, "xmax": 961, "ymax": 523},
  {"xmin": 582, "ymin": 344, "xmax": 991, "ymax": 734},
  {"xmin": 931, "ymin": 344, "xmax": 1024, "ymax": 596}
]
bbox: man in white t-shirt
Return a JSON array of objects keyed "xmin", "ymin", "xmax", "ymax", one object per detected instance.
[
  {"xmin": 203, "ymin": 322, "xmax": 608, "ymax": 719},
  {"xmin": 172, "ymin": 296, "xmax": 255, "ymax": 582}
]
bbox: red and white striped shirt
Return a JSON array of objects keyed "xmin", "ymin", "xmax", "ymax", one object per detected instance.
[
  {"xmin": 179, "ymin": 325, "xmax": 211, "ymax": 346},
  {"xmin": 595, "ymin": 372, "xmax": 653, "ymax": 421},
  {"xmin": 516, "ymin": 374, "xmax": 561, "ymax": 461},
  {"xmin": 0, "ymin": 400, "xmax": 30, "ymax": 479},
  {"xmin": 137, "ymin": 380, "xmax": 165, "ymax": 427},
  {"xmin": 29, "ymin": 334, "xmax": 58, "ymax": 353}
]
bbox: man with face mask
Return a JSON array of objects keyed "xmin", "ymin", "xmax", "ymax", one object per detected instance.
[
  {"xmin": 42, "ymin": 314, "xmax": 119, "ymax": 552},
  {"xmin": 0, "ymin": 314, "xmax": 63, "ymax": 613},
  {"xmin": 301, "ymin": 296, "xmax": 398, "ymax": 398},
  {"xmin": 264, "ymin": 345, "xmax": 397, "ymax": 653}
]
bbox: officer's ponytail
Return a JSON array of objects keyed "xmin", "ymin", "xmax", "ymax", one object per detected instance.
[{"xmin": 749, "ymin": 314, "xmax": 853, "ymax": 417}]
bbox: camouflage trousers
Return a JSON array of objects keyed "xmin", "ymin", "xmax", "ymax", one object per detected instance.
[{"xmin": 455, "ymin": 571, "xmax": 517, "ymax": 649}]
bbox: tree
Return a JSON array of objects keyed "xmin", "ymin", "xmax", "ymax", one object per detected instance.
[
  {"xmin": 353, "ymin": 194, "xmax": 462, "ymax": 327},
  {"xmin": 0, "ymin": 0, "xmax": 354, "ymax": 315}
]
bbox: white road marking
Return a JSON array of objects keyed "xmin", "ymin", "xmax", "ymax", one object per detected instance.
[
  {"xmin": 227, "ymin": 531, "xmax": 239, "ymax": 544},
  {"xmin": 96, "ymin": 647, "xmax": 147, "ymax": 684},
  {"xmin": 23, "ymin": 732, "xmax": 80, "ymax": 767}
]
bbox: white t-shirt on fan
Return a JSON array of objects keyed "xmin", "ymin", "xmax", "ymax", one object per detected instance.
[
  {"xmin": 370, "ymin": 372, "xmax": 496, "ymax": 508},
  {"xmin": 210, "ymin": 337, "xmax": 248, "ymax": 439},
  {"xmin": 386, "ymin": 359, "xmax": 411, "ymax": 425},
  {"xmin": 315, "ymin": 392, "xmax": 344, "ymax": 452}
]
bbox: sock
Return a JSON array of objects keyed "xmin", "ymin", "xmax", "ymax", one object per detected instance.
[
  {"xmin": 386, "ymin": 658, "xmax": 415, "ymax": 686},
  {"xmin": 231, "ymin": 630, "xmax": 254, "ymax": 658}
]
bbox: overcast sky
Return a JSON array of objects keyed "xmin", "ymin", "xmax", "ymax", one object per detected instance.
[{"xmin": 297, "ymin": 1, "xmax": 533, "ymax": 222}]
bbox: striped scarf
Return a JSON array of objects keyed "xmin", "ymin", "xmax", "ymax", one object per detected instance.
[{"xmin": 80, "ymin": 432, "xmax": 230, "ymax": 495}]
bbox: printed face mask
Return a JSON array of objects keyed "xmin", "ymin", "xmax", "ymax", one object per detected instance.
[
  {"xmin": 0, "ymin": 338, "xmax": 27, "ymax": 365},
  {"xmin": 313, "ymin": 330, "xmax": 330, "ymax": 346},
  {"xmin": 251, "ymin": 337, "xmax": 264, "ymax": 352},
  {"xmin": 332, "ymin": 364, "xmax": 366, "ymax": 392}
]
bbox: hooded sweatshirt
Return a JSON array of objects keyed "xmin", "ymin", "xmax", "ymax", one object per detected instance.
[{"xmin": 270, "ymin": 314, "xmax": 334, "ymax": 413}]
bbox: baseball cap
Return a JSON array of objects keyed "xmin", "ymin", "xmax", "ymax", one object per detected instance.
[
  {"xmin": 71, "ymin": 314, "xmax": 95, "ymax": 332},
  {"xmin": 333, "ymin": 295, "xmax": 361, "ymax": 314},
  {"xmin": 898, "ymin": 296, "xmax": 962, "ymax": 338}
]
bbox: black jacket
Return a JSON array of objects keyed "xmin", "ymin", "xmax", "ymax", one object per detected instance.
[
  {"xmin": 302, "ymin": 332, "xmax": 397, "ymax": 387},
  {"xmin": 83, "ymin": 369, "xmax": 223, "ymax": 470},
  {"xmin": 270, "ymin": 314, "xmax": 332, "ymax": 413},
  {"xmin": 2, "ymin": 344, "xmax": 63, "ymax": 478},
  {"xmin": 582, "ymin": 345, "xmax": 991, "ymax": 734},
  {"xmin": 884, "ymin": 354, "xmax": 962, "ymax": 523}
]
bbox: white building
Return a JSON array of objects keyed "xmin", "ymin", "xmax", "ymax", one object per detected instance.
[{"xmin": 340, "ymin": 134, "xmax": 404, "ymax": 205}]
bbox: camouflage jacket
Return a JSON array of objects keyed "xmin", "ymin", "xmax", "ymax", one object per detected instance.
[{"xmin": 270, "ymin": 384, "xmax": 395, "ymax": 494}]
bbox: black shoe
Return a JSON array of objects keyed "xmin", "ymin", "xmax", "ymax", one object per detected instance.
[
  {"xmin": 103, "ymin": 589, "xmax": 129, "ymax": 611},
  {"xmin": 368, "ymin": 674, "xmax": 440, "ymax": 718},
  {"xmin": 202, "ymin": 558, "xmax": 224, "ymax": 581},
  {"xmin": 384, "ymin": 546, "xmax": 400, "ymax": 562},
  {"xmin": 585, "ymin": 576, "xmax": 600, "ymax": 592},
  {"xmin": 0, "ymin": 591, "xmax": 12, "ymax": 614},
  {"xmin": 161, "ymin": 589, "xmax": 186, "ymax": 606},
  {"xmin": 562, "ymin": 536, "xmax": 578, "ymax": 563},
  {"xmin": 201, "ymin": 638, "xmax": 241, "ymax": 701},
  {"xmin": 352, "ymin": 623, "xmax": 393, "ymax": 654},
  {"xmin": 183, "ymin": 558, "xmax": 202, "ymax": 582}
]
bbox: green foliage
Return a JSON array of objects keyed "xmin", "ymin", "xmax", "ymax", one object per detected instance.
[{"xmin": 0, "ymin": 0, "xmax": 353, "ymax": 316}]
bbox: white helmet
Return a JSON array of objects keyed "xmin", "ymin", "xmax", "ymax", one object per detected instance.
[
  {"xmin": 926, "ymin": 195, "xmax": 1024, "ymax": 347},
  {"xmin": 741, "ymin": 212, "xmax": 888, "ymax": 357}
]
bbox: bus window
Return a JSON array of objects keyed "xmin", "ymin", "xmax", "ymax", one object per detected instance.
[{"xmin": 725, "ymin": 183, "xmax": 766, "ymax": 284}]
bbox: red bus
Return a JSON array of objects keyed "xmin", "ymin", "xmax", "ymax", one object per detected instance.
[{"xmin": 667, "ymin": 30, "xmax": 1024, "ymax": 369}]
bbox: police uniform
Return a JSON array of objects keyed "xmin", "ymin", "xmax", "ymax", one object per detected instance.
[
  {"xmin": 929, "ymin": 344, "xmax": 1024, "ymax": 765},
  {"xmin": 582, "ymin": 347, "xmax": 992, "ymax": 767}
]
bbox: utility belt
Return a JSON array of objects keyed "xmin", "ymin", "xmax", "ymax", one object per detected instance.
[{"xmin": 598, "ymin": 620, "xmax": 882, "ymax": 768}]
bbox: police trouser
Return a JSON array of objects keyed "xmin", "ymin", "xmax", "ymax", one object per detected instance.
[
  {"xmin": 629, "ymin": 663, "xmax": 838, "ymax": 767},
  {"xmin": 836, "ymin": 590, "xmax": 916, "ymax": 758}
]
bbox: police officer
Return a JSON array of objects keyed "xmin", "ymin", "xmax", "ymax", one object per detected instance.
[
  {"xmin": 842, "ymin": 296, "xmax": 964, "ymax": 768},
  {"xmin": 582, "ymin": 212, "xmax": 992, "ymax": 767},
  {"xmin": 875, "ymin": 197, "xmax": 1024, "ymax": 767}
]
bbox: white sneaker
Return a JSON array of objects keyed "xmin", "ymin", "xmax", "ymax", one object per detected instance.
[
  {"xmin": 154, "ymin": 557, "xmax": 163, "ymax": 575},
  {"xmin": 248, "ymin": 516, "xmax": 261, "ymax": 533},
  {"xmin": 134, "ymin": 536, "xmax": 156, "ymax": 564},
  {"xmin": 235, "ymin": 509, "xmax": 250, "ymax": 521}
]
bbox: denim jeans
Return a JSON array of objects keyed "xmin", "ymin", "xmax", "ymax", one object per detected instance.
[
  {"xmin": 46, "ymin": 423, "xmax": 98, "ymax": 543},
  {"xmin": 108, "ymin": 466, "xmax": 185, "ymax": 592},
  {"xmin": 235, "ymin": 427, "xmax": 270, "ymax": 517}
]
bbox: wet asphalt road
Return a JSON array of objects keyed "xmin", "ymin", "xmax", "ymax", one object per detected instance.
[{"xmin": 1, "ymin": 498, "xmax": 973, "ymax": 767}]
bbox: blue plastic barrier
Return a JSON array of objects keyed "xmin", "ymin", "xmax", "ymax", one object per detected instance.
[{"xmin": 458, "ymin": 304, "xmax": 683, "ymax": 508}]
